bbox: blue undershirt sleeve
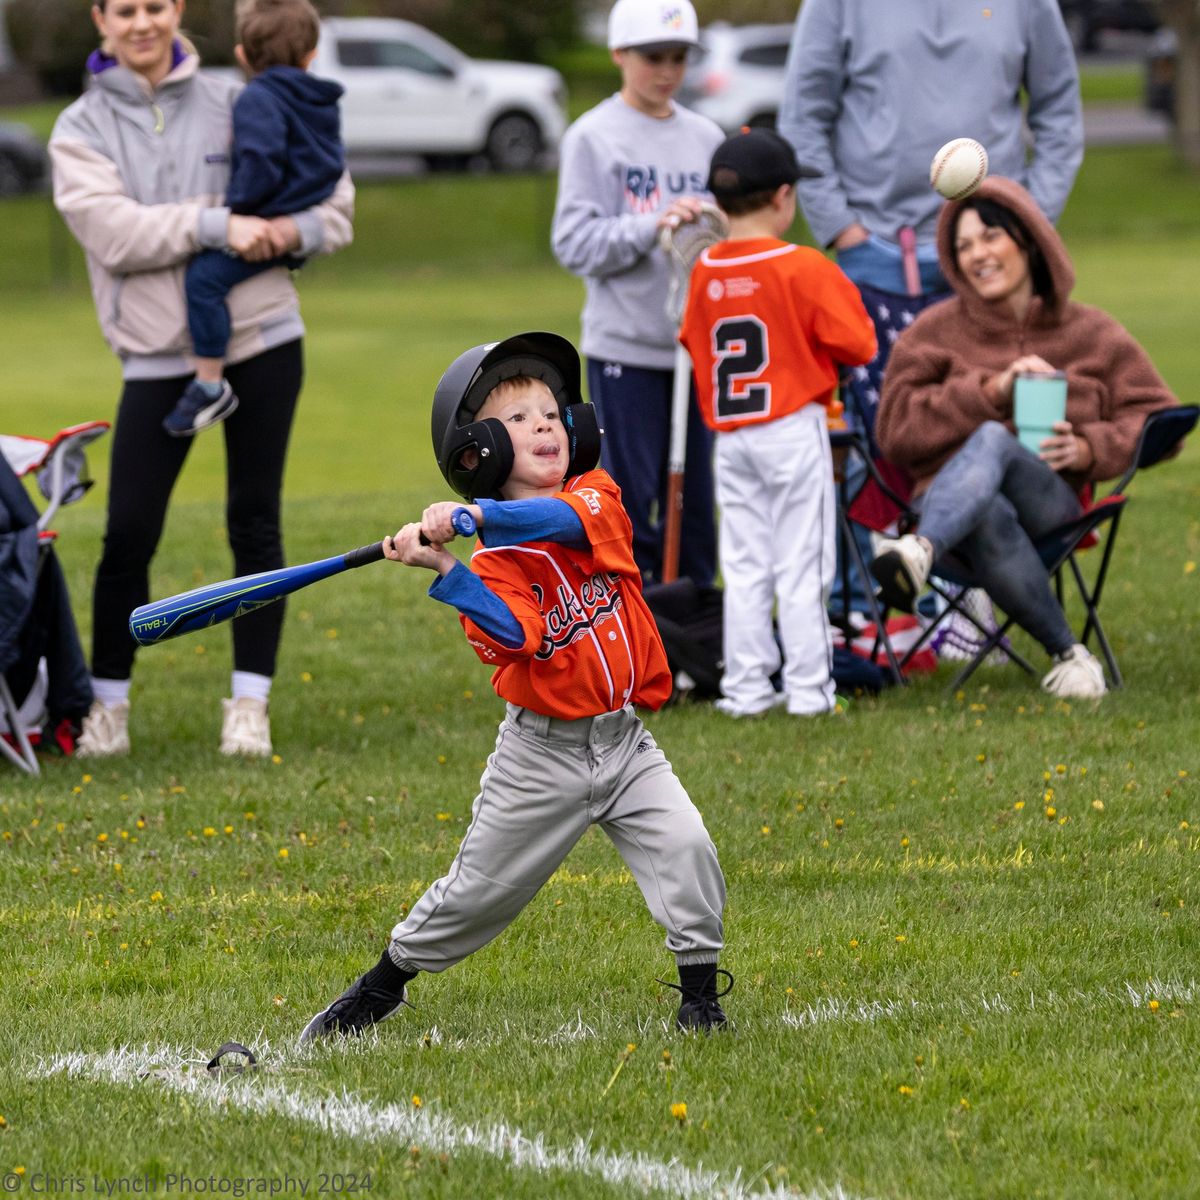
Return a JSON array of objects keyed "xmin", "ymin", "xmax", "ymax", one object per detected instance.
[
  {"xmin": 428, "ymin": 561, "xmax": 524, "ymax": 648},
  {"xmin": 477, "ymin": 497, "xmax": 587, "ymax": 548}
]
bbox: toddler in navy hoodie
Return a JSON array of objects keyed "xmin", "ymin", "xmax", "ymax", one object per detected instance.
[{"xmin": 165, "ymin": 0, "xmax": 344, "ymax": 437}]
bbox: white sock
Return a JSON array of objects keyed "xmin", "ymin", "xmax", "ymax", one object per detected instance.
[
  {"xmin": 92, "ymin": 677, "xmax": 130, "ymax": 708},
  {"xmin": 231, "ymin": 671, "xmax": 272, "ymax": 704}
]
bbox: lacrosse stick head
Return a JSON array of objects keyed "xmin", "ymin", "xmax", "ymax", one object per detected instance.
[{"xmin": 660, "ymin": 202, "xmax": 729, "ymax": 325}]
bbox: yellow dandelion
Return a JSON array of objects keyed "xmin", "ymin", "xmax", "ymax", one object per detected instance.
[
  {"xmin": 169, "ymin": 785, "xmax": 185, "ymax": 794},
  {"xmin": 150, "ymin": 891, "xmax": 163, "ymax": 902},
  {"xmin": 97, "ymin": 832, "xmax": 108, "ymax": 843},
  {"xmin": 72, "ymin": 786, "xmax": 82, "ymax": 795},
  {"xmin": 1180, "ymin": 821, "xmax": 1190, "ymax": 831},
  {"xmin": 224, "ymin": 825, "xmax": 233, "ymax": 834},
  {"xmin": 834, "ymin": 817, "xmax": 844, "ymax": 829},
  {"xmin": 119, "ymin": 943, "xmax": 128, "ymax": 951},
  {"xmin": 1055, "ymin": 764, "xmax": 1066, "ymax": 774},
  {"xmin": 82, "ymin": 774, "xmax": 93, "ymax": 784},
  {"xmin": 0, "ymin": 1115, "xmax": 7, "ymax": 1128},
  {"xmin": 849, "ymin": 938, "xmax": 859, "ymax": 948},
  {"xmin": 898, "ymin": 1085, "xmax": 913, "ymax": 1096},
  {"xmin": 1045, "ymin": 806, "xmax": 1056, "ymax": 818},
  {"xmin": 244, "ymin": 812, "xmax": 256, "ymax": 820},
  {"xmin": 895, "ymin": 934, "xmax": 907, "ymax": 943},
  {"xmin": 271, "ymin": 754, "xmax": 282, "ymax": 765},
  {"xmin": 960, "ymin": 1097, "xmax": 971, "ymax": 1109},
  {"xmin": 1014, "ymin": 801, "xmax": 1025, "ymax": 811},
  {"xmin": 56, "ymin": 822, "xmax": 65, "ymax": 832},
  {"xmin": 900, "ymin": 836, "xmax": 909, "ymax": 847},
  {"xmin": 14, "ymin": 1167, "xmax": 25, "ymax": 1177},
  {"xmin": 326, "ymin": 628, "xmax": 338, "ymax": 639},
  {"xmin": 1185, "ymin": 561, "xmax": 1196, "ymax": 575},
  {"xmin": 671, "ymin": 1102, "xmax": 688, "ymax": 1122},
  {"xmin": 436, "ymin": 812, "xmax": 451, "ymax": 821},
  {"xmin": 203, "ymin": 827, "xmax": 216, "ymax": 837},
  {"xmin": 1092, "ymin": 800, "xmax": 1105, "ymax": 811},
  {"xmin": 976, "ymin": 754, "xmax": 986, "ymax": 763},
  {"xmin": 278, "ymin": 848, "xmax": 289, "ymax": 858},
  {"xmin": 1149, "ymin": 999, "xmax": 1160, "ymax": 1013},
  {"xmin": 412, "ymin": 1095, "xmax": 422, "ymax": 1107},
  {"xmin": 301, "ymin": 671, "xmax": 313, "ymax": 683}
]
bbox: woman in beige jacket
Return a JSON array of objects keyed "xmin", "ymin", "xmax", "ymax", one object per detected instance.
[{"xmin": 51, "ymin": 0, "xmax": 353, "ymax": 757}]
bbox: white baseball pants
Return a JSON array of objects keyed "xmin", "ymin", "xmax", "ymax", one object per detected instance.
[
  {"xmin": 715, "ymin": 403, "xmax": 837, "ymax": 716},
  {"xmin": 388, "ymin": 704, "xmax": 726, "ymax": 973}
]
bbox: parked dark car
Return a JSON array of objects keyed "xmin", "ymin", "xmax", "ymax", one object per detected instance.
[
  {"xmin": 1144, "ymin": 27, "xmax": 1177, "ymax": 120},
  {"xmin": 0, "ymin": 122, "xmax": 48, "ymax": 196},
  {"xmin": 1059, "ymin": 0, "xmax": 1159, "ymax": 52}
]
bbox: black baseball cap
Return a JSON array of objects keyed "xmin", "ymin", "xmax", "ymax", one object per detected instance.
[{"xmin": 706, "ymin": 128, "xmax": 821, "ymax": 199}]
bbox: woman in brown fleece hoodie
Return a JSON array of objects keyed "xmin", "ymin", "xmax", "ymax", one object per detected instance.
[{"xmin": 871, "ymin": 176, "xmax": 1178, "ymax": 700}]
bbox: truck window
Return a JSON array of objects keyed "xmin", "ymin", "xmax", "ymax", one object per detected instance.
[{"xmin": 336, "ymin": 39, "xmax": 455, "ymax": 77}]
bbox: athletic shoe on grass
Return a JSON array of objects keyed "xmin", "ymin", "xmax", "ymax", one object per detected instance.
[
  {"xmin": 659, "ymin": 967, "xmax": 734, "ymax": 1032},
  {"xmin": 1041, "ymin": 644, "xmax": 1107, "ymax": 700},
  {"xmin": 713, "ymin": 693, "xmax": 787, "ymax": 718},
  {"xmin": 870, "ymin": 533, "xmax": 933, "ymax": 613},
  {"xmin": 163, "ymin": 380, "xmax": 238, "ymax": 437},
  {"xmin": 75, "ymin": 699, "xmax": 130, "ymax": 758},
  {"xmin": 300, "ymin": 952, "xmax": 413, "ymax": 1043},
  {"xmin": 220, "ymin": 697, "xmax": 271, "ymax": 757}
]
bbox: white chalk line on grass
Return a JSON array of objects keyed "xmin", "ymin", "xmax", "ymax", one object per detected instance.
[
  {"xmin": 34, "ymin": 1046, "xmax": 865, "ymax": 1200},
  {"xmin": 780, "ymin": 976, "xmax": 1197, "ymax": 1031}
]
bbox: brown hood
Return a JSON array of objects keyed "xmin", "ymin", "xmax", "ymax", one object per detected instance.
[{"xmin": 936, "ymin": 176, "xmax": 1075, "ymax": 325}]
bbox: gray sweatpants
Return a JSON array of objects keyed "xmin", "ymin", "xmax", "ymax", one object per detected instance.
[{"xmin": 387, "ymin": 704, "xmax": 725, "ymax": 973}]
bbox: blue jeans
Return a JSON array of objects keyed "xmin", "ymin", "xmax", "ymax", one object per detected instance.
[
  {"xmin": 186, "ymin": 250, "xmax": 286, "ymax": 359},
  {"xmin": 915, "ymin": 422, "xmax": 1083, "ymax": 656}
]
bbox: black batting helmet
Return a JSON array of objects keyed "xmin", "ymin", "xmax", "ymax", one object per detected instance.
[{"xmin": 430, "ymin": 331, "xmax": 602, "ymax": 501}]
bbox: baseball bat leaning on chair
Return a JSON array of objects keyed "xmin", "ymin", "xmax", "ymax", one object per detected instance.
[{"xmin": 129, "ymin": 508, "xmax": 477, "ymax": 646}]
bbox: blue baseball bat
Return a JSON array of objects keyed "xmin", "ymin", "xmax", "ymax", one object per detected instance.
[{"xmin": 129, "ymin": 508, "xmax": 477, "ymax": 646}]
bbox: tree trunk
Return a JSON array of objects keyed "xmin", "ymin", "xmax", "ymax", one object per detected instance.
[{"xmin": 1156, "ymin": 0, "xmax": 1200, "ymax": 168}]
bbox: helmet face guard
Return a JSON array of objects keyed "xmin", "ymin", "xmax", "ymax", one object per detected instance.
[{"xmin": 431, "ymin": 332, "xmax": 601, "ymax": 501}]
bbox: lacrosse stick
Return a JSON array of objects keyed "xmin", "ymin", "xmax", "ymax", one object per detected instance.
[{"xmin": 659, "ymin": 202, "xmax": 728, "ymax": 583}]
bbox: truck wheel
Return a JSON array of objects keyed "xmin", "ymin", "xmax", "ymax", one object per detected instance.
[{"xmin": 485, "ymin": 113, "xmax": 543, "ymax": 173}]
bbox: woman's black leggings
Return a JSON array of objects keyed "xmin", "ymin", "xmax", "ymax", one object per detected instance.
[{"xmin": 92, "ymin": 339, "xmax": 303, "ymax": 681}]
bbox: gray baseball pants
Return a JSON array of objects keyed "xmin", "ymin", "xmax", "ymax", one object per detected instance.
[{"xmin": 387, "ymin": 704, "xmax": 726, "ymax": 973}]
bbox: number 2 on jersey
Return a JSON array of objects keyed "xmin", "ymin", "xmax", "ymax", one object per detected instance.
[{"xmin": 712, "ymin": 316, "xmax": 771, "ymax": 421}]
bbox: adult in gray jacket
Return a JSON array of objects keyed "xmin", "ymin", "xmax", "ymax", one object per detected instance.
[
  {"xmin": 51, "ymin": 0, "xmax": 354, "ymax": 759},
  {"xmin": 777, "ymin": 0, "xmax": 1082, "ymax": 621}
]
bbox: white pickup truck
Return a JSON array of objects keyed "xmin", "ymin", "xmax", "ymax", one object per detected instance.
[{"xmin": 310, "ymin": 18, "xmax": 568, "ymax": 171}]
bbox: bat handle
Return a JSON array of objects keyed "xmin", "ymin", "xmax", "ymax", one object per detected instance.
[
  {"xmin": 343, "ymin": 541, "xmax": 387, "ymax": 568},
  {"xmin": 418, "ymin": 506, "xmax": 478, "ymax": 546}
]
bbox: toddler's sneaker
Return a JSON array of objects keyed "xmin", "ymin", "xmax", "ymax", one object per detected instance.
[
  {"xmin": 1041, "ymin": 644, "xmax": 1107, "ymax": 700},
  {"xmin": 870, "ymin": 533, "xmax": 933, "ymax": 613},
  {"xmin": 300, "ymin": 952, "xmax": 414, "ymax": 1043},
  {"xmin": 220, "ymin": 697, "xmax": 271, "ymax": 757},
  {"xmin": 713, "ymin": 692, "xmax": 786, "ymax": 718},
  {"xmin": 75, "ymin": 699, "xmax": 130, "ymax": 758},
  {"xmin": 163, "ymin": 380, "xmax": 238, "ymax": 437}
]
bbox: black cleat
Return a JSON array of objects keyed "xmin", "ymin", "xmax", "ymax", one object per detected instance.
[
  {"xmin": 299, "ymin": 953, "xmax": 414, "ymax": 1043},
  {"xmin": 659, "ymin": 967, "xmax": 734, "ymax": 1032}
]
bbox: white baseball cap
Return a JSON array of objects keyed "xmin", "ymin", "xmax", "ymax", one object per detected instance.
[{"xmin": 607, "ymin": 0, "xmax": 699, "ymax": 50}]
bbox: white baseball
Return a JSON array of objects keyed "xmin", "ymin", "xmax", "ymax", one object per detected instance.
[{"xmin": 929, "ymin": 138, "xmax": 989, "ymax": 201}]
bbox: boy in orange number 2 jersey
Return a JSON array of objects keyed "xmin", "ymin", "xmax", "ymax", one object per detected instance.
[
  {"xmin": 301, "ymin": 332, "xmax": 730, "ymax": 1041},
  {"xmin": 679, "ymin": 129, "xmax": 876, "ymax": 717}
]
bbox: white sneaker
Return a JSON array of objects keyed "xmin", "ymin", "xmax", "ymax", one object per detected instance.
[
  {"xmin": 75, "ymin": 700, "xmax": 131, "ymax": 758},
  {"xmin": 713, "ymin": 693, "xmax": 787, "ymax": 718},
  {"xmin": 1041, "ymin": 644, "xmax": 1107, "ymax": 700},
  {"xmin": 870, "ymin": 534, "xmax": 933, "ymax": 613},
  {"xmin": 220, "ymin": 697, "xmax": 272, "ymax": 757}
]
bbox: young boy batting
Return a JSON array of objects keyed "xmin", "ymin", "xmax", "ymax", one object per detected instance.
[
  {"xmin": 164, "ymin": 0, "xmax": 344, "ymax": 437},
  {"xmin": 678, "ymin": 129, "xmax": 877, "ymax": 717},
  {"xmin": 301, "ymin": 332, "xmax": 731, "ymax": 1040}
]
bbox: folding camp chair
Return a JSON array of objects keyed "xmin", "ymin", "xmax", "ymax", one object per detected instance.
[
  {"xmin": 0, "ymin": 421, "xmax": 108, "ymax": 774},
  {"xmin": 882, "ymin": 405, "xmax": 1200, "ymax": 691}
]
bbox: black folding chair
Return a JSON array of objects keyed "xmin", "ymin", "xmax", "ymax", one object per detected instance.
[{"xmin": 888, "ymin": 405, "xmax": 1199, "ymax": 691}]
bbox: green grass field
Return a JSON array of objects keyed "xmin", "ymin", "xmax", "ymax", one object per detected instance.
[{"xmin": 1, "ymin": 144, "xmax": 1199, "ymax": 1200}]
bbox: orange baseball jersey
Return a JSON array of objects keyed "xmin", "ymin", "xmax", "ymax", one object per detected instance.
[
  {"xmin": 679, "ymin": 237, "xmax": 876, "ymax": 433},
  {"xmin": 461, "ymin": 470, "xmax": 672, "ymax": 719}
]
